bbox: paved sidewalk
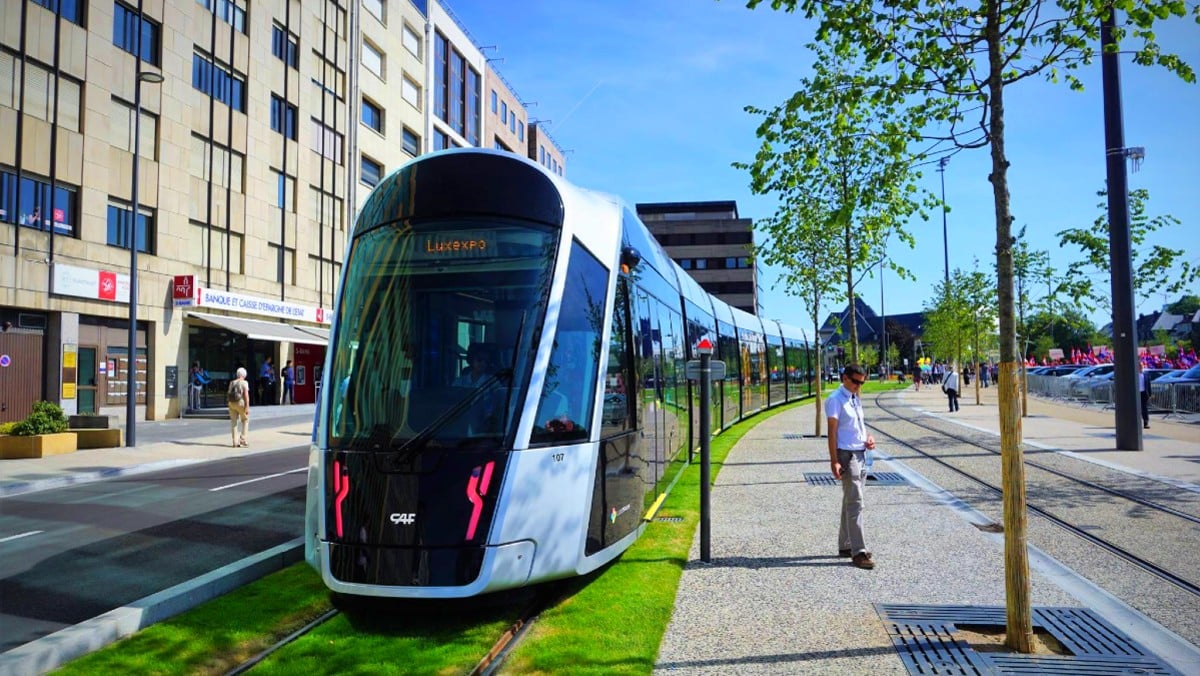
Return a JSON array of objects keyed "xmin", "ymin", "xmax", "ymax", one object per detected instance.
[
  {"xmin": 0, "ymin": 404, "xmax": 317, "ymax": 497},
  {"xmin": 655, "ymin": 385, "xmax": 1200, "ymax": 675}
]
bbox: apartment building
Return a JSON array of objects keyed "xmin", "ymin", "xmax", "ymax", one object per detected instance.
[
  {"xmin": 0, "ymin": 0, "xmax": 566, "ymax": 425},
  {"xmin": 635, "ymin": 201, "xmax": 758, "ymax": 314}
]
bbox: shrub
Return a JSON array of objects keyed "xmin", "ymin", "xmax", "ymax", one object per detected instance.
[
  {"xmin": 0, "ymin": 421, "xmax": 15, "ymax": 435},
  {"xmin": 11, "ymin": 401, "xmax": 69, "ymax": 436}
]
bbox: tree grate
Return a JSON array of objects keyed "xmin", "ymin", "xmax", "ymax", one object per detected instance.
[
  {"xmin": 803, "ymin": 472, "xmax": 908, "ymax": 486},
  {"xmin": 654, "ymin": 516, "xmax": 684, "ymax": 523},
  {"xmin": 876, "ymin": 604, "xmax": 1182, "ymax": 675}
]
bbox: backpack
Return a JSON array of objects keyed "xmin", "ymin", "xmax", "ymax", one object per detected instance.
[{"xmin": 227, "ymin": 380, "xmax": 243, "ymax": 404}]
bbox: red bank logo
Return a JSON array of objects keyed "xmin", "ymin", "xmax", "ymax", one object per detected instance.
[
  {"xmin": 98, "ymin": 271, "xmax": 117, "ymax": 300},
  {"xmin": 173, "ymin": 275, "xmax": 193, "ymax": 299},
  {"xmin": 316, "ymin": 307, "xmax": 325, "ymax": 323}
]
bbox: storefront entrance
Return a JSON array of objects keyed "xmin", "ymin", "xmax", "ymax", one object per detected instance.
[{"xmin": 293, "ymin": 343, "xmax": 326, "ymax": 405}]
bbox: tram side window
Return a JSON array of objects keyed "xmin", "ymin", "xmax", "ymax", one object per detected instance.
[
  {"xmin": 599, "ymin": 279, "xmax": 634, "ymax": 438},
  {"xmin": 530, "ymin": 240, "xmax": 608, "ymax": 445}
]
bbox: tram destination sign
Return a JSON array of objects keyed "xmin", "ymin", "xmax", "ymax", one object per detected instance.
[{"xmin": 685, "ymin": 360, "xmax": 726, "ymax": 381}]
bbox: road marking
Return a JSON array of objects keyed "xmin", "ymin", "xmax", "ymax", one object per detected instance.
[
  {"xmin": 210, "ymin": 467, "xmax": 307, "ymax": 492},
  {"xmin": 0, "ymin": 530, "xmax": 44, "ymax": 543}
]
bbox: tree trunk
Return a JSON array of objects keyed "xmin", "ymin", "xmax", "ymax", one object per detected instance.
[
  {"xmin": 814, "ymin": 330, "xmax": 824, "ymax": 437},
  {"xmin": 986, "ymin": 8, "xmax": 1033, "ymax": 654}
]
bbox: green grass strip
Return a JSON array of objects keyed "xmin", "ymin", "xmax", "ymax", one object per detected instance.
[{"xmin": 55, "ymin": 383, "xmax": 902, "ymax": 675}]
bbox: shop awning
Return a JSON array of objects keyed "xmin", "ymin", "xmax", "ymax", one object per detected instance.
[
  {"xmin": 187, "ymin": 312, "xmax": 328, "ymax": 345},
  {"xmin": 296, "ymin": 326, "xmax": 331, "ymax": 343}
]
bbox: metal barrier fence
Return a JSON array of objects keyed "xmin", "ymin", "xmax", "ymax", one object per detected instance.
[{"xmin": 1026, "ymin": 375, "xmax": 1200, "ymax": 417}]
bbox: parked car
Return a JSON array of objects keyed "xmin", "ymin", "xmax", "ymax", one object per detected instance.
[
  {"xmin": 1033, "ymin": 364, "xmax": 1089, "ymax": 376},
  {"xmin": 1153, "ymin": 365, "xmax": 1200, "ymax": 388}
]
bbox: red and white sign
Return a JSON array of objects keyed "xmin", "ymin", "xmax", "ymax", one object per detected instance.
[
  {"xmin": 51, "ymin": 263, "xmax": 130, "ymax": 303},
  {"xmin": 172, "ymin": 275, "xmax": 197, "ymax": 306},
  {"xmin": 696, "ymin": 338, "xmax": 714, "ymax": 354}
]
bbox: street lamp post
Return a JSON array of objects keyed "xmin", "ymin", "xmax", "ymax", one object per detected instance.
[
  {"xmin": 879, "ymin": 256, "xmax": 887, "ymax": 380},
  {"xmin": 126, "ymin": 68, "xmax": 164, "ymax": 448},
  {"xmin": 937, "ymin": 156, "xmax": 950, "ymax": 288}
]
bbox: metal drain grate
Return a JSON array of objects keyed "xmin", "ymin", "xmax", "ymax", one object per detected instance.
[
  {"xmin": 782, "ymin": 433, "xmax": 805, "ymax": 439},
  {"xmin": 803, "ymin": 472, "xmax": 908, "ymax": 486},
  {"xmin": 876, "ymin": 604, "xmax": 1181, "ymax": 675},
  {"xmin": 654, "ymin": 516, "xmax": 684, "ymax": 523}
]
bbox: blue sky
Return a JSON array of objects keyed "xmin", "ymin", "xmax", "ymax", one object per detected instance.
[{"xmin": 447, "ymin": 1, "xmax": 1199, "ymax": 332}]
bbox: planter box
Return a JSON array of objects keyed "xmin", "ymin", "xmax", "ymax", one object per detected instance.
[
  {"xmin": 75, "ymin": 428, "xmax": 123, "ymax": 449},
  {"xmin": 0, "ymin": 432, "xmax": 79, "ymax": 459},
  {"xmin": 69, "ymin": 415, "xmax": 118, "ymax": 430}
]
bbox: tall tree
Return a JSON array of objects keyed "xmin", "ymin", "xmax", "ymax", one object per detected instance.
[
  {"xmin": 736, "ymin": 42, "xmax": 927, "ymax": 366},
  {"xmin": 751, "ymin": 202, "xmax": 843, "ymax": 436},
  {"xmin": 747, "ymin": 0, "xmax": 1195, "ymax": 650},
  {"xmin": 1058, "ymin": 188, "xmax": 1194, "ymax": 316}
]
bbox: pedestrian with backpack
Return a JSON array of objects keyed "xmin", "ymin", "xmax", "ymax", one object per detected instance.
[{"xmin": 227, "ymin": 367, "xmax": 250, "ymax": 447}]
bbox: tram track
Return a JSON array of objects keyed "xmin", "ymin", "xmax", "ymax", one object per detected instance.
[
  {"xmin": 867, "ymin": 390, "xmax": 1200, "ymax": 603},
  {"xmin": 220, "ymin": 584, "xmax": 561, "ymax": 675}
]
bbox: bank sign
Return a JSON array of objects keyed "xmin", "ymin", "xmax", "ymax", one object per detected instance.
[
  {"xmin": 187, "ymin": 285, "xmax": 331, "ymax": 324},
  {"xmin": 52, "ymin": 263, "xmax": 130, "ymax": 303}
]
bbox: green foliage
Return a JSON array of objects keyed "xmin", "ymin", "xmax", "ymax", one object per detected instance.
[
  {"xmin": 923, "ymin": 264, "xmax": 998, "ymax": 366},
  {"xmin": 0, "ymin": 421, "xmax": 15, "ymax": 435},
  {"xmin": 11, "ymin": 401, "xmax": 69, "ymax": 436},
  {"xmin": 747, "ymin": 0, "xmax": 1196, "ymax": 374},
  {"xmin": 735, "ymin": 39, "xmax": 927, "ymax": 364},
  {"xmin": 1024, "ymin": 307, "xmax": 1097, "ymax": 356},
  {"xmin": 1167, "ymin": 295, "xmax": 1200, "ymax": 316},
  {"xmin": 1056, "ymin": 188, "xmax": 1194, "ymax": 314},
  {"xmin": 858, "ymin": 344, "xmax": 879, "ymax": 370}
]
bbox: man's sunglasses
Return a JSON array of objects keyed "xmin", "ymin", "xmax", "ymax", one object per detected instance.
[{"xmin": 847, "ymin": 377, "xmax": 866, "ymax": 386}]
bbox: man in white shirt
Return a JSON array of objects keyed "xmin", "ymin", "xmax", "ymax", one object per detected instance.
[
  {"xmin": 942, "ymin": 364, "xmax": 960, "ymax": 412},
  {"xmin": 825, "ymin": 363, "xmax": 877, "ymax": 570}
]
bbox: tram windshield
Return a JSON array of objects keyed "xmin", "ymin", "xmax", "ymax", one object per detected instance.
[{"xmin": 325, "ymin": 218, "xmax": 557, "ymax": 451}]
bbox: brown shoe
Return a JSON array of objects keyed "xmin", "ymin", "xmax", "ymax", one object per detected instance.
[{"xmin": 852, "ymin": 552, "xmax": 875, "ymax": 569}]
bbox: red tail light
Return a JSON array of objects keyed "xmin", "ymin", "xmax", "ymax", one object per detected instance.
[
  {"xmin": 333, "ymin": 460, "xmax": 350, "ymax": 538},
  {"xmin": 464, "ymin": 461, "xmax": 495, "ymax": 541}
]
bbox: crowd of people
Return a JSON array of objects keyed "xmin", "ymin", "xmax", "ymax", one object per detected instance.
[{"xmin": 1024, "ymin": 345, "xmax": 1197, "ymax": 370}]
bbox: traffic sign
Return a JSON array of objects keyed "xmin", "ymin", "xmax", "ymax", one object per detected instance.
[
  {"xmin": 696, "ymin": 338, "xmax": 714, "ymax": 355},
  {"xmin": 685, "ymin": 359, "xmax": 726, "ymax": 381}
]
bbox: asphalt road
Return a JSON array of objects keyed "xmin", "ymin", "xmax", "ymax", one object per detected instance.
[{"xmin": 0, "ymin": 445, "xmax": 309, "ymax": 653}]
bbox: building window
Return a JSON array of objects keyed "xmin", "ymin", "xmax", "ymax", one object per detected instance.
[
  {"xmin": 111, "ymin": 96, "xmax": 158, "ymax": 158},
  {"xmin": 491, "ymin": 89, "xmax": 498, "ymax": 114},
  {"xmin": 467, "ymin": 67, "xmax": 480, "ymax": 146},
  {"xmin": 363, "ymin": 40, "xmax": 384, "ymax": 80},
  {"xmin": 114, "ymin": 3, "xmax": 161, "ymax": 66},
  {"xmin": 501, "ymin": 101, "xmax": 507, "ymax": 124},
  {"xmin": 192, "ymin": 52, "xmax": 246, "ymax": 112},
  {"xmin": 402, "ymin": 23, "xmax": 421, "ymax": 58},
  {"xmin": 273, "ymin": 169, "xmax": 296, "ymax": 211},
  {"xmin": 402, "ymin": 127, "xmax": 420, "ymax": 156},
  {"xmin": 433, "ymin": 129, "xmax": 449, "ymax": 151},
  {"xmin": 518, "ymin": 120, "xmax": 524, "ymax": 142},
  {"xmin": 18, "ymin": 59, "xmax": 82, "ymax": 131},
  {"xmin": 196, "ymin": 0, "xmax": 246, "ymax": 34},
  {"xmin": 189, "ymin": 134, "xmax": 245, "ymax": 191},
  {"xmin": 270, "ymin": 94, "xmax": 298, "ymax": 140},
  {"xmin": 311, "ymin": 118, "xmax": 344, "ymax": 164},
  {"xmin": 360, "ymin": 155, "xmax": 383, "ymax": 188},
  {"xmin": 363, "ymin": 0, "xmax": 384, "ymax": 23},
  {"xmin": 271, "ymin": 24, "xmax": 299, "ymax": 69},
  {"xmin": 309, "ymin": 186, "xmax": 345, "ymax": 230},
  {"xmin": 0, "ymin": 170, "xmax": 78, "ymax": 237},
  {"xmin": 695, "ymin": 259, "xmax": 707, "ymax": 270},
  {"xmin": 362, "ymin": 97, "xmax": 384, "ymax": 133},
  {"xmin": 680, "ymin": 259, "xmax": 692, "ymax": 270},
  {"xmin": 106, "ymin": 200, "xmax": 154, "ymax": 253},
  {"xmin": 31, "ymin": 0, "xmax": 84, "ymax": 25},
  {"xmin": 434, "ymin": 32, "xmax": 447, "ymax": 122},
  {"xmin": 401, "ymin": 75, "xmax": 421, "ymax": 110}
]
